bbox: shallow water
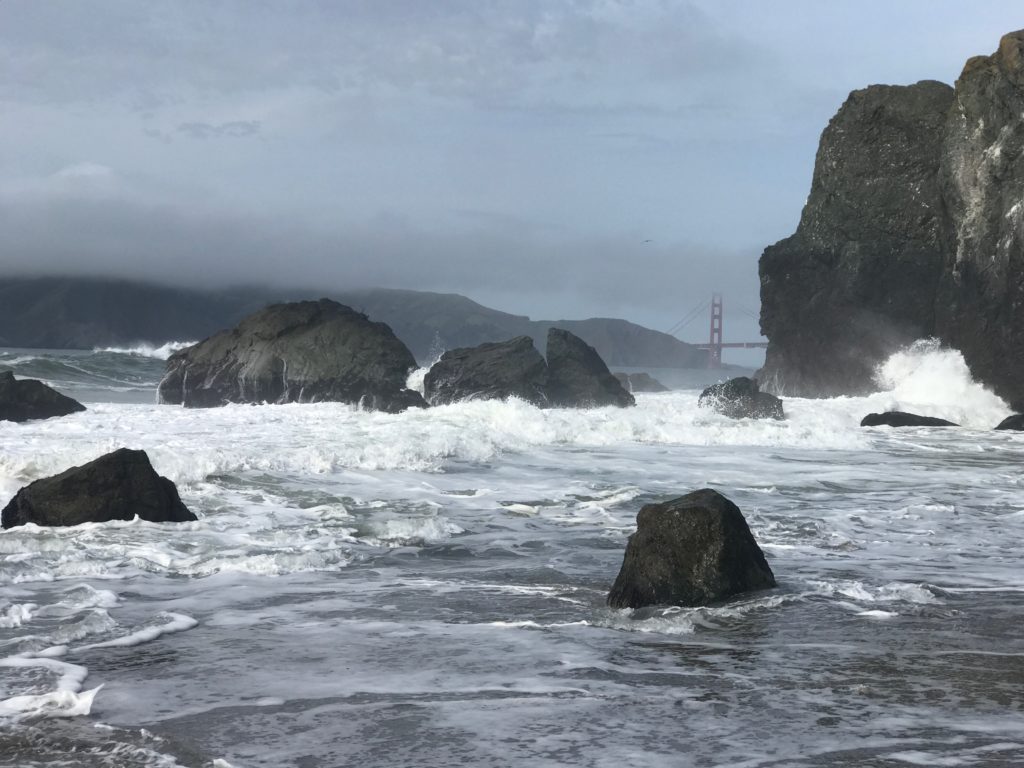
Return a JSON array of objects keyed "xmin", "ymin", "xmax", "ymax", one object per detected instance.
[{"xmin": 1, "ymin": 342, "xmax": 1023, "ymax": 767}]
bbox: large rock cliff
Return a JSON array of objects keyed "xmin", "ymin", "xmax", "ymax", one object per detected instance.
[{"xmin": 759, "ymin": 31, "xmax": 1024, "ymax": 403}]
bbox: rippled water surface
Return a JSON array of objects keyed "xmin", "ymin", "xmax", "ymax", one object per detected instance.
[{"xmin": 1, "ymin": 344, "xmax": 1023, "ymax": 767}]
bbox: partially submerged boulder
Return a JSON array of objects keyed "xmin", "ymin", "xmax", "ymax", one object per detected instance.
[
  {"xmin": 698, "ymin": 377, "xmax": 784, "ymax": 420},
  {"xmin": 422, "ymin": 328, "xmax": 635, "ymax": 408},
  {"xmin": 546, "ymin": 328, "xmax": 635, "ymax": 408},
  {"xmin": 423, "ymin": 336, "xmax": 548, "ymax": 406},
  {"xmin": 607, "ymin": 489, "xmax": 776, "ymax": 609},
  {"xmin": 995, "ymin": 414, "xmax": 1024, "ymax": 430},
  {"xmin": 614, "ymin": 372, "xmax": 669, "ymax": 393},
  {"xmin": 1, "ymin": 448, "xmax": 196, "ymax": 529},
  {"xmin": 0, "ymin": 371, "xmax": 85, "ymax": 423},
  {"xmin": 860, "ymin": 411, "xmax": 959, "ymax": 427},
  {"xmin": 159, "ymin": 299, "xmax": 425, "ymax": 413}
]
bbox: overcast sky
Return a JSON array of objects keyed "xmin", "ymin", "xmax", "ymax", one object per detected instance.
[{"xmin": 2, "ymin": 2, "xmax": 1021, "ymax": 358}]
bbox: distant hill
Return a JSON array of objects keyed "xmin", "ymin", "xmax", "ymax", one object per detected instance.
[{"xmin": 0, "ymin": 277, "xmax": 707, "ymax": 368}]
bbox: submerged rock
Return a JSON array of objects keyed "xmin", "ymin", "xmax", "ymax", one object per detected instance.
[
  {"xmin": 994, "ymin": 414, "xmax": 1024, "ymax": 430},
  {"xmin": 698, "ymin": 377, "xmax": 784, "ymax": 420},
  {"xmin": 607, "ymin": 489, "xmax": 776, "ymax": 609},
  {"xmin": 545, "ymin": 328, "xmax": 635, "ymax": 408},
  {"xmin": 0, "ymin": 371, "xmax": 86, "ymax": 423},
  {"xmin": 423, "ymin": 336, "xmax": 549, "ymax": 406},
  {"xmin": 159, "ymin": 299, "xmax": 425, "ymax": 413},
  {"xmin": 860, "ymin": 411, "xmax": 959, "ymax": 427},
  {"xmin": 614, "ymin": 372, "xmax": 669, "ymax": 393},
  {"xmin": 1, "ymin": 448, "xmax": 196, "ymax": 529}
]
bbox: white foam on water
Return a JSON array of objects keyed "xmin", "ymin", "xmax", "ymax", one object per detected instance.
[
  {"xmin": 94, "ymin": 341, "xmax": 197, "ymax": 360},
  {"xmin": 0, "ymin": 652, "xmax": 99, "ymax": 718},
  {"xmin": 0, "ymin": 603, "xmax": 36, "ymax": 628},
  {"xmin": 77, "ymin": 611, "xmax": 198, "ymax": 650},
  {"xmin": 869, "ymin": 339, "xmax": 1010, "ymax": 428}
]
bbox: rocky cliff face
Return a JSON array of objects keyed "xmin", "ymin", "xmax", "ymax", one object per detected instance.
[{"xmin": 759, "ymin": 30, "xmax": 1024, "ymax": 403}]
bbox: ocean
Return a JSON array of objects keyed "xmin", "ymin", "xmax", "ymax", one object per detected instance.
[{"xmin": 1, "ymin": 340, "xmax": 1023, "ymax": 767}]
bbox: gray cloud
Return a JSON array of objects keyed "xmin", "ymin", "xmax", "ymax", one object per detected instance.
[
  {"xmin": 176, "ymin": 121, "xmax": 261, "ymax": 140},
  {"xmin": 1, "ymin": 1, "xmax": 1023, "ymax": 362}
]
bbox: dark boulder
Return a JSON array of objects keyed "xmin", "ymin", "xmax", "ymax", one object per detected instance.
[
  {"xmin": 1, "ymin": 448, "xmax": 196, "ymax": 529},
  {"xmin": 0, "ymin": 371, "xmax": 86, "ymax": 423},
  {"xmin": 614, "ymin": 372, "xmax": 669, "ymax": 393},
  {"xmin": 607, "ymin": 489, "xmax": 776, "ymax": 609},
  {"xmin": 423, "ymin": 336, "xmax": 549, "ymax": 406},
  {"xmin": 860, "ymin": 411, "xmax": 959, "ymax": 427},
  {"xmin": 158, "ymin": 299, "xmax": 425, "ymax": 413},
  {"xmin": 994, "ymin": 414, "xmax": 1024, "ymax": 430},
  {"xmin": 698, "ymin": 377, "xmax": 784, "ymax": 420},
  {"xmin": 545, "ymin": 328, "xmax": 635, "ymax": 408}
]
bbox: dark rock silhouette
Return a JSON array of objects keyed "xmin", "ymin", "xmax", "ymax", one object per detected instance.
[
  {"xmin": 860, "ymin": 411, "xmax": 959, "ymax": 427},
  {"xmin": 423, "ymin": 336, "xmax": 548, "ymax": 407},
  {"xmin": 546, "ymin": 329, "xmax": 634, "ymax": 408},
  {"xmin": 759, "ymin": 30, "xmax": 1024, "ymax": 405},
  {"xmin": 159, "ymin": 299, "xmax": 425, "ymax": 413},
  {"xmin": 698, "ymin": 377, "xmax": 784, "ymax": 420},
  {"xmin": 0, "ymin": 371, "xmax": 86, "ymax": 423},
  {"xmin": 994, "ymin": 414, "xmax": 1024, "ymax": 430},
  {"xmin": 614, "ymin": 372, "xmax": 669, "ymax": 393},
  {"xmin": 607, "ymin": 489, "xmax": 776, "ymax": 609},
  {"xmin": 1, "ymin": 448, "xmax": 196, "ymax": 529}
]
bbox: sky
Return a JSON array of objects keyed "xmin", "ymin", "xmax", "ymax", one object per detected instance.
[{"xmin": 2, "ymin": 1, "xmax": 1022, "ymax": 362}]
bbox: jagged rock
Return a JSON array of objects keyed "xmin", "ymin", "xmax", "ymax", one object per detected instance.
[
  {"xmin": 1, "ymin": 448, "xmax": 196, "ymax": 529},
  {"xmin": 614, "ymin": 372, "xmax": 669, "ymax": 393},
  {"xmin": 607, "ymin": 489, "xmax": 776, "ymax": 609},
  {"xmin": 423, "ymin": 336, "xmax": 549, "ymax": 406},
  {"xmin": 545, "ymin": 328, "xmax": 635, "ymax": 408},
  {"xmin": 698, "ymin": 377, "xmax": 784, "ymax": 420},
  {"xmin": 994, "ymin": 414, "xmax": 1024, "ymax": 430},
  {"xmin": 759, "ymin": 31, "xmax": 1024, "ymax": 405},
  {"xmin": 758, "ymin": 80, "xmax": 953, "ymax": 397},
  {"xmin": 860, "ymin": 411, "xmax": 959, "ymax": 427},
  {"xmin": 158, "ymin": 299, "xmax": 425, "ymax": 413},
  {"xmin": 0, "ymin": 371, "xmax": 86, "ymax": 423}
]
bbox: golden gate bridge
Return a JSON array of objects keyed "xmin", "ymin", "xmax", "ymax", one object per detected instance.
[{"xmin": 667, "ymin": 293, "xmax": 767, "ymax": 368}]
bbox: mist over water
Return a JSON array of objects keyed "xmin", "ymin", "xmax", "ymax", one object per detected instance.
[{"xmin": 1, "ymin": 341, "xmax": 1022, "ymax": 767}]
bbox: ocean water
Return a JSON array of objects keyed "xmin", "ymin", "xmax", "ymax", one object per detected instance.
[{"xmin": 1, "ymin": 339, "xmax": 1023, "ymax": 767}]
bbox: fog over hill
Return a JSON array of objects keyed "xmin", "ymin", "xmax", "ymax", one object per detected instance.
[{"xmin": 0, "ymin": 277, "xmax": 707, "ymax": 369}]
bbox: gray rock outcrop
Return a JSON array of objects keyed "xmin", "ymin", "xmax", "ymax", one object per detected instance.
[
  {"xmin": 546, "ymin": 329, "xmax": 635, "ymax": 408},
  {"xmin": 0, "ymin": 371, "xmax": 86, "ymax": 423},
  {"xmin": 994, "ymin": 414, "xmax": 1024, "ymax": 430},
  {"xmin": 698, "ymin": 377, "xmax": 784, "ymax": 420},
  {"xmin": 860, "ymin": 411, "xmax": 959, "ymax": 428},
  {"xmin": 158, "ymin": 299, "xmax": 425, "ymax": 413},
  {"xmin": 607, "ymin": 489, "xmax": 776, "ymax": 609},
  {"xmin": 1, "ymin": 448, "xmax": 196, "ymax": 529},
  {"xmin": 422, "ymin": 329, "xmax": 635, "ymax": 408},
  {"xmin": 758, "ymin": 30, "xmax": 1024, "ymax": 404},
  {"xmin": 423, "ymin": 336, "xmax": 548, "ymax": 407},
  {"xmin": 614, "ymin": 372, "xmax": 669, "ymax": 393}
]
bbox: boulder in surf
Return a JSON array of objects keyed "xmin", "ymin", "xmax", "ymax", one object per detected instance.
[
  {"xmin": 0, "ymin": 371, "xmax": 86, "ymax": 423},
  {"xmin": 698, "ymin": 377, "xmax": 784, "ymax": 420},
  {"xmin": 607, "ymin": 488, "xmax": 776, "ymax": 609},
  {"xmin": 423, "ymin": 336, "xmax": 549, "ymax": 406},
  {"xmin": 994, "ymin": 414, "xmax": 1024, "ymax": 431},
  {"xmin": 614, "ymin": 371, "xmax": 669, "ymax": 393},
  {"xmin": 1, "ymin": 448, "xmax": 196, "ymax": 529},
  {"xmin": 860, "ymin": 411, "xmax": 958, "ymax": 427},
  {"xmin": 545, "ymin": 328, "xmax": 635, "ymax": 408},
  {"xmin": 158, "ymin": 299, "xmax": 426, "ymax": 413}
]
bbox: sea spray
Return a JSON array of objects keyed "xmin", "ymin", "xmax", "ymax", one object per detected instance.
[{"xmin": 870, "ymin": 339, "xmax": 1009, "ymax": 428}]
